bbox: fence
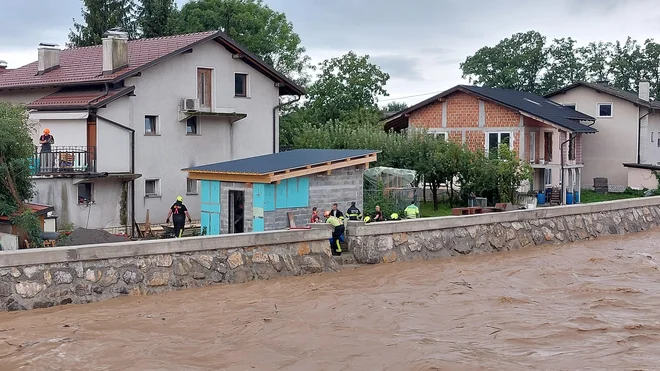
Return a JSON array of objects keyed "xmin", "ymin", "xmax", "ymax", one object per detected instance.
[
  {"xmin": 32, "ymin": 146, "xmax": 96, "ymax": 174},
  {"xmin": 364, "ymin": 187, "xmax": 418, "ymax": 216}
]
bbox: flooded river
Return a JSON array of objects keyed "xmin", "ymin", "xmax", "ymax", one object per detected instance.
[{"xmin": 2, "ymin": 230, "xmax": 660, "ymax": 370}]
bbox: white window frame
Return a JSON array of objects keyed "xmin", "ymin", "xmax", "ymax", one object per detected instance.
[
  {"xmin": 485, "ymin": 131, "xmax": 514, "ymax": 155},
  {"xmin": 186, "ymin": 116, "xmax": 200, "ymax": 136},
  {"xmin": 144, "ymin": 115, "xmax": 159, "ymax": 136},
  {"xmin": 145, "ymin": 178, "xmax": 161, "ymax": 198},
  {"xmin": 530, "ymin": 132, "xmax": 536, "ymax": 163},
  {"xmin": 77, "ymin": 182, "xmax": 94, "ymax": 204},
  {"xmin": 427, "ymin": 128, "xmax": 448, "ymax": 140},
  {"xmin": 544, "ymin": 168, "xmax": 552, "ymax": 187},
  {"xmin": 234, "ymin": 72, "xmax": 250, "ymax": 98},
  {"xmin": 562, "ymin": 103, "xmax": 577, "ymax": 110},
  {"xmin": 597, "ymin": 102, "xmax": 613, "ymax": 118},
  {"xmin": 186, "ymin": 178, "xmax": 199, "ymax": 195}
]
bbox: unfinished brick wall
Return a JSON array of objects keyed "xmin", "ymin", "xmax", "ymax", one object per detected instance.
[
  {"xmin": 465, "ymin": 131, "xmax": 484, "ymax": 152},
  {"xmin": 484, "ymin": 101, "xmax": 520, "ymax": 127},
  {"xmin": 409, "ymin": 103, "xmax": 441, "ymax": 128},
  {"xmin": 446, "ymin": 93, "xmax": 479, "ymax": 128},
  {"xmin": 448, "ymin": 130, "xmax": 462, "ymax": 144}
]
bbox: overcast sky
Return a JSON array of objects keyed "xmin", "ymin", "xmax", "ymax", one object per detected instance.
[{"xmin": 2, "ymin": 0, "xmax": 660, "ymax": 105}]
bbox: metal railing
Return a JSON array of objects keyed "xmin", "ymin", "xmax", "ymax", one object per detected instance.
[{"xmin": 32, "ymin": 146, "xmax": 96, "ymax": 174}]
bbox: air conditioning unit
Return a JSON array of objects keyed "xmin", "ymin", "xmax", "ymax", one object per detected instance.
[{"xmin": 181, "ymin": 98, "xmax": 200, "ymax": 112}]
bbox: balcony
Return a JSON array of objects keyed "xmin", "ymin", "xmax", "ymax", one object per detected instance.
[{"xmin": 31, "ymin": 146, "xmax": 96, "ymax": 175}]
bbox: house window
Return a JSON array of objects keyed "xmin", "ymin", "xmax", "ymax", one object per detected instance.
[
  {"xmin": 652, "ymin": 132, "xmax": 655, "ymax": 143},
  {"xmin": 563, "ymin": 104, "xmax": 577, "ymax": 110},
  {"xmin": 77, "ymin": 183, "xmax": 93, "ymax": 204},
  {"xmin": 186, "ymin": 116, "xmax": 198, "ymax": 135},
  {"xmin": 544, "ymin": 169, "xmax": 552, "ymax": 186},
  {"xmin": 186, "ymin": 178, "xmax": 199, "ymax": 195},
  {"xmin": 427, "ymin": 129, "xmax": 447, "ymax": 140},
  {"xmin": 530, "ymin": 132, "xmax": 536, "ymax": 163},
  {"xmin": 197, "ymin": 68, "xmax": 213, "ymax": 109},
  {"xmin": 544, "ymin": 131, "xmax": 553, "ymax": 162},
  {"xmin": 145, "ymin": 179, "xmax": 160, "ymax": 197},
  {"xmin": 597, "ymin": 103, "xmax": 613, "ymax": 117},
  {"xmin": 487, "ymin": 132, "xmax": 512, "ymax": 156},
  {"xmin": 235, "ymin": 73, "xmax": 248, "ymax": 97},
  {"xmin": 145, "ymin": 115, "xmax": 158, "ymax": 135},
  {"xmin": 568, "ymin": 136, "xmax": 576, "ymax": 161}
]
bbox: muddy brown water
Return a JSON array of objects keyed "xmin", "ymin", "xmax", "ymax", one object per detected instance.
[{"xmin": 3, "ymin": 231, "xmax": 660, "ymax": 370}]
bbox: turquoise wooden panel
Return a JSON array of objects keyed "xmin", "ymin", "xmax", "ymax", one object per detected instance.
[
  {"xmin": 286, "ymin": 177, "xmax": 309, "ymax": 208},
  {"xmin": 253, "ymin": 183, "xmax": 265, "ymax": 208},
  {"xmin": 275, "ymin": 180, "xmax": 288, "ymax": 208},
  {"xmin": 253, "ymin": 218, "xmax": 264, "ymax": 232},
  {"xmin": 263, "ymin": 184, "xmax": 275, "ymax": 211},
  {"xmin": 209, "ymin": 212, "xmax": 220, "ymax": 235},
  {"xmin": 200, "ymin": 180, "xmax": 221, "ymax": 235},
  {"xmin": 210, "ymin": 180, "xmax": 220, "ymax": 204},
  {"xmin": 252, "ymin": 183, "xmax": 265, "ymax": 232}
]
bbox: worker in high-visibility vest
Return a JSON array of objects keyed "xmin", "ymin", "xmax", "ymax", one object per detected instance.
[
  {"xmin": 324, "ymin": 210, "xmax": 344, "ymax": 256},
  {"xmin": 404, "ymin": 201, "xmax": 420, "ymax": 219},
  {"xmin": 346, "ymin": 202, "xmax": 362, "ymax": 220}
]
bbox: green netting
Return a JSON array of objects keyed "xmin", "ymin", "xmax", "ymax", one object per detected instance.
[{"xmin": 364, "ymin": 167, "xmax": 417, "ymax": 189}]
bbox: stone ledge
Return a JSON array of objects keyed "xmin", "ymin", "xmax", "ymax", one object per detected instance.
[
  {"xmin": 351, "ymin": 197, "xmax": 660, "ymax": 236},
  {"xmin": 0, "ymin": 228, "xmax": 331, "ymax": 268}
]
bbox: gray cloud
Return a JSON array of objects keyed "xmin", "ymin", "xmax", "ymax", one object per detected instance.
[{"xmin": 369, "ymin": 55, "xmax": 424, "ymax": 81}]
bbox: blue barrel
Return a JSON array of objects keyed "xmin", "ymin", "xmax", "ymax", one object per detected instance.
[
  {"xmin": 537, "ymin": 192, "xmax": 546, "ymax": 205},
  {"xmin": 566, "ymin": 192, "xmax": 573, "ymax": 205},
  {"xmin": 574, "ymin": 191, "xmax": 580, "ymax": 203}
]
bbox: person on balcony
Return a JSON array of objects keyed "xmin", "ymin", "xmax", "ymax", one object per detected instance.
[
  {"xmin": 166, "ymin": 196, "xmax": 192, "ymax": 238},
  {"xmin": 39, "ymin": 128, "xmax": 54, "ymax": 171}
]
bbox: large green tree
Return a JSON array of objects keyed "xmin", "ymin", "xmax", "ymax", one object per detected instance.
[
  {"xmin": 69, "ymin": 0, "xmax": 138, "ymax": 47},
  {"xmin": 138, "ymin": 0, "xmax": 180, "ymax": 38},
  {"xmin": 177, "ymin": 0, "xmax": 310, "ymax": 82},
  {"xmin": 0, "ymin": 103, "xmax": 41, "ymax": 247},
  {"xmin": 304, "ymin": 51, "xmax": 390, "ymax": 124}
]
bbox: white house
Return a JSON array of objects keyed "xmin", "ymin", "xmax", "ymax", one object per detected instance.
[{"xmin": 0, "ymin": 30, "xmax": 305, "ymax": 232}]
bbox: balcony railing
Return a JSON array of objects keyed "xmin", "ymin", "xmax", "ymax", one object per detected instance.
[{"xmin": 31, "ymin": 146, "xmax": 96, "ymax": 175}]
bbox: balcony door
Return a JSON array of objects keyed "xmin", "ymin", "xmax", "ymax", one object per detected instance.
[
  {"xmin": 87, "ymin": 116, "xmax": 96, "ymax": 168},
  {"xmin": 197, "ymin": 68, "xmax": 213, "ymax": 111}
]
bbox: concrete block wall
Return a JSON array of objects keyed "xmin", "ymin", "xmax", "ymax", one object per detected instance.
[
  {"xmin": 263, "ymin": 167, "xmax": 365, "ymax": 231},
  {"xmin": 220, "ymin": 182, "xmax": 253, "ymax": 234}
]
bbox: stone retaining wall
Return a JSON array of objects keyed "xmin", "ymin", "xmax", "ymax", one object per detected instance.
[
  {"xmin": 0, "ymin": 228, "xmax": 335, "ymax": 311},
  {"xmin": 348, "ymin": 197, "xmax": 660, "ymax": 264}
]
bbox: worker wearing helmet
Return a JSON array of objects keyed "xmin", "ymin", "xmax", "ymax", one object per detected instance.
[
  {"xmin": 404, "ymin": 201, "xmax": 420, "ymax": 219},
  {"xmin": 324, "ymin": 210, "xmax": 344, "ymax": 256},
  {"xmin": 166, "ymin": 196, "xmax": 192, "ymax": 238}
]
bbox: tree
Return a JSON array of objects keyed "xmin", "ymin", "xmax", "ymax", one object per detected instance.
[
  {"xmin": 69, "ymin": 0, "xmax": 138, "ymax": 47},
  {"xmin": 460, "ymin": 31, "xmax": 547, "ymax": 94},
  {"xmin": 177, "ymin": 0, "xmax": 311, "ymax": 83},
  {"xmin": 381, "ymin": 101, "xmax": 408, "ymax": 115},
  {"xmin": 0, "ymin": 103, "xmax": 41, "ymax": 247},
  {"xmin": 138, "ymin": 0, "xmax": 180, "ymax": 38},
  {"xmin": 494, "ymin": 144, "xmax": 533, "ymax": 203},
  {"xmin": 305, "ymin": 51, "xmax": 390, "ymax": 124},
  {"xmin": 541, "ymin": 37, "xmax": 587, "ymax": 93}
]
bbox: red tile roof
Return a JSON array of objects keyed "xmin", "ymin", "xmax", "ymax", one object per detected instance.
[
  {"xmin": 0, "ymin": 31, "xmax": 304, "ymax": 95},
  {"xmin": 0, "ymin": 203, "xmax": 54, "ymax": 222},
  {"xmin": 27, "ymin": 86, "xmax": 135, "ymax": 110}
]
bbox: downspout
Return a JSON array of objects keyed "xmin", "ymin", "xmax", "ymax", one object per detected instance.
[
  {"xmin": 272, "ymin": 95, "xmax": 301, "ymax": 153},
  {"xmin": 95, "ymin": 114, "xmax": 136, "ymax": 238},
  {"xmin": 637, "ymin": 110, "xmax": 652, "ymax": 164},
  {"xmin": 560, "ymin": 122, "xmax": 596, "ymax": 205}
]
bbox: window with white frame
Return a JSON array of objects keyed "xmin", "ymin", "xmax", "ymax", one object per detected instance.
[
  {"xmin": 597, "ymin": 103, "xmax": 613, "ymax": 117},
  {"xmin": 530, "ymin": 132, "xmax": 536, "ymax": 163},
  {"xmin": 544, "ymin": 168, "xmax": 552, "ymax": 186},
  {"xmin": 186, "ymin": 116, "xmax": 198, "ymax": 135},
  {"xmin": 145, "ymin": 179, "xmax": 160, "ymax": 197},
  {"xmin": 186, "ymin": 178, "xmax": 199, "ymax": 195},
  {"xmin": 427, "ymin": 129, "xmax": 447, "ymax": 141},
  {"xmin": 235, "ymin": 73, "xmax": 249, "ymax": 97},
  {"xmin": 486, "ymin": 132, "xmax": 512, "ymax": 156},
  {"xmin": 145, "ymin": 115, "xmax": 158, "ymax": 135},
  {"xmin": 563, "ymin": 103, "xmax": 577, "ymax": 110}
]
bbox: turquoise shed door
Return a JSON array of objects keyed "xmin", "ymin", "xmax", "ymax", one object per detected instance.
[
  {"xmin": 200, "ymin": 180, "xmax": 221, "ymax": 235},
  {"xmin": 253, "ymin": 183, "xmax": 265, "ymax": 232}
]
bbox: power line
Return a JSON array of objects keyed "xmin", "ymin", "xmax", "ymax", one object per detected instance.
[{"xmin": 379, "ymin": 90, "xmax": 444, "ymax": 102}]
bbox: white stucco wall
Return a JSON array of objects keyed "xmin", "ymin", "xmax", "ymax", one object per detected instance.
[
  {"xmin": 549, "ymin": 86, "xmax": 638, "ymax": 188},
  {"xmin": 31, "ymin": 118, "xmax": 87, "ymax": 148},
  {"xmin": 646, "ymin": 113, "xmax": 660, "ymax": 165},
  {"xmin": 32, "ymin": 177, "xmax": 124, "ymax": 229}
]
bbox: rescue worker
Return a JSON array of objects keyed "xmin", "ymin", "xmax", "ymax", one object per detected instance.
[
  {"xmin": 373, "ymin": 205, "xmax": 383, "ymax": 222},
  {"xmin": 166, "ymin": 196, "xmax": 192, "ymax": 238},
  {"xmin": 39, "ymin": 128, "xmax": 54, "ymax": 171},
  {"xmin": 324, "ymin": 210, "xmax": 344, "ymax": 256},
  {"xmin": 330, "ymin": 203, "xmax": 344, "ymax": 220},
  {"xmin": 390, "ymin": 212, "xmax": 400, "ymax": 221},
  {"xmin": 404, "ymin": 201, "xmax": 420, "ymax": 219},
  {"xmin": 346, "ymin": 201, "xmax": 362, "ymax": 220},
  {"xmin": 310, "ymin": 207, "xmax": 320, "ymax": 223}
]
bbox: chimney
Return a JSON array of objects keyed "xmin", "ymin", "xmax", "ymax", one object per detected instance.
[
  {"xmin": 102, "ymin": 28, "xmax": 129, "ymax": 75},
  {"xmin": 639, "ymin": 80, "xmax": 650, "ymax": 101},
  {"xmin": 0, "ymin": 60, "xmax": 7, "ymax": 73},
  {"xmin": 596, "ymin": 79, "xmax": 609, "ymax": 86},
  {"xmin": 37, "ymin": 43, "xmax": 60, "ymax": 74}
]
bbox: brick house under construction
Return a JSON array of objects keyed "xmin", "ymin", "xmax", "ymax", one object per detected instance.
[{"xmin": 383, "ymin": 85, "xmax": 598, "ymax": 204}]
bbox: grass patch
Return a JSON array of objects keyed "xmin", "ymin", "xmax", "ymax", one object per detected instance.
[
  {"xmin": 579, "ymin": 188, "xmax": 646, "ymax": 203},
  {"xmin": 420, "ymin": 201, "xmax": 453, "ymax": 217}
]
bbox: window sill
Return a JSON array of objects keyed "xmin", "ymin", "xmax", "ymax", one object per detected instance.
[
  {"xmin": 144, "ymin": 133, "xmax": 161, "ymax": 136},
  {"xmin": 186, "ymin": 133, "xmax": 201, "ymax": 136},
  {"xmin": 144, "ymin": 194, "xmax": 161, "ymax": 199},
  {"xmin": 234, "ymin": 95, "xmax": 250, "ymax": 99},
  {"xmin": 186, "ymin": 192, "xmax": 199, "ymax": 196},
  {"xmin": 597, "ymin": 116, "xmax": 612, "ymax": 119},
  {"xmin": 77, "ymin": 201, "xmax": 96, "ymax": 205}
]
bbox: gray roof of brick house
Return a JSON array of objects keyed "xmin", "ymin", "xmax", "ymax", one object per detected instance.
[
  {"xmin": 183, "ymin": 149, "xmax": 379, "ymax": 175},
  {"xmin": 545, "ymin": 81, "xmax": 660, "ymax": 109},
  {"xmin": 384, "ymin": 85, "xmax": 597, "ymax": 133}
]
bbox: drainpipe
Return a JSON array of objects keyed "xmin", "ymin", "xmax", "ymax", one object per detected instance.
[
  {"xmin": 560, "ymin": 122, "xmax": 596, "ymax": 205},
  {"xmin": 95, "ymin": 114, "xmax": 136, "ymax": 238},
  {"xmin": 272, "ymin": 95, "xmax": 301, "ymax": 153},
  {"xmin": 637, "ymin": 110, "xmax": 652, "ymax": 164}
]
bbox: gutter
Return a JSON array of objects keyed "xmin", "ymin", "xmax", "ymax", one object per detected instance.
[
  {"xmin": 560, "ymin": 122, "xmax": 596, "ymax": 205},
  {"xmin": 95, "ymin": 114, "xmax": 136, "ymax": 238},
  {"xmin": 272, "ymin": 95, "xmax": 301, "ymax": 153}
]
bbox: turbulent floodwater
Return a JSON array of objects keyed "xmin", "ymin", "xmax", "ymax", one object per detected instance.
[{"xmin": 3, "ymin": 231, "xmax": 660, "ymax": 370}]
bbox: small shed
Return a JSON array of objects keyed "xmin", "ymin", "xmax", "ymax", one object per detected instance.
[{"xmin": 184, "ymin": 149, "xmax": 379, "ymax": 235}]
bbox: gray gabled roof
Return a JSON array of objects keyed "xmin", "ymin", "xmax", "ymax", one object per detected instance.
[
  {"xmin": 545, "ymin": 81, "xmax": 660, "ymax": 109},
  {"xmin": 384, "ymin": 85, "xmax": 597, "ymax": 133},
  {"xmin": 184, "ymin": 149, "xmax": 379, "ymax": 175}
]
